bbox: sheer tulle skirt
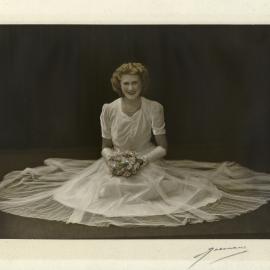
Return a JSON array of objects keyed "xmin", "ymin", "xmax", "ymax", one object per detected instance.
[{"xmin": 0, "ymin": 158, "xmax": 270, "ymax": 227}]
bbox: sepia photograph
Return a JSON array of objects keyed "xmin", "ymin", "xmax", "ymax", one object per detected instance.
[{"xmin": 0, "ymin": 25, "xmax": 270, "ymax": 241}]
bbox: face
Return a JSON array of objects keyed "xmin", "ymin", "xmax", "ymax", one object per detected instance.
[{"xmin": 120, "ymin": 74, "xmax": 142, "ymax": 100}]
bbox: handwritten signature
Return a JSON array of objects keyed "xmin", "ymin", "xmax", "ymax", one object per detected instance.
[{"xmin": 188, "ymin": 246, "xmax": 248, "ymax": 269}]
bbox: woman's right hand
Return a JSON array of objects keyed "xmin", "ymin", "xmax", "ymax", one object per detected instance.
[{"xmin": 107, "ymin": 157, "xmax": 118, "ymax": 173}]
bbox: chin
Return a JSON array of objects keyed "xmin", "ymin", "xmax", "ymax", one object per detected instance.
[{"xmin": 125, "ymin": 95, "xmax": 140, "ymax": 100}]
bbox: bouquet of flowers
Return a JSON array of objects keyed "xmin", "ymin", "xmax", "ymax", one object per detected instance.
[{"xmin": 108, "ymin": 151, "xmax": 145, "ymax": 177}]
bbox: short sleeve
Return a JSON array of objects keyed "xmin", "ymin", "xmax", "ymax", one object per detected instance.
[
  {"xmin": 151, "ymin": 102, "xmax": 166, "ymax": 135},
  {"xmin": 100, "ymin": 104, "xmax": 112, "ymax": 139}
]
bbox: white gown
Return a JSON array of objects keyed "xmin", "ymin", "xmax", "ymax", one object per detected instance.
[{"xmin": 1, "ymin": 96, "xmax": 270, "ymax": 227}]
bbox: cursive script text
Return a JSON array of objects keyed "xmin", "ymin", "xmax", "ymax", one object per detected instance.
[{"xmin": 188, "ymin": 246, "xmax": 248, "ymax": 269}]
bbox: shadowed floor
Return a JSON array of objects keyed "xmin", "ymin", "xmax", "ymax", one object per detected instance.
[{"xmin": 0, "ymin": 148, "xmax": 270, "ymax": 239}]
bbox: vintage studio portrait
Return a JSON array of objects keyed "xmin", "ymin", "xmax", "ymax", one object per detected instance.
[{"xmin": 0, "ymin": 25, "xmax": 270, "ymax": 239}]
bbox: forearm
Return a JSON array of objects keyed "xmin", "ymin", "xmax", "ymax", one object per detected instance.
[
  {"xmin": 101, "ymin": 138, "xmax": 114, "ymax": 161},
  {"xmin": 141, "ymin": 134, "xmax": 168, "ymax": 163},
  {"xmin": 102, "ymin": 137, "xmax": 113, "ymax": 149},
  {"xmin": 142, "ymin": 146, "xmax": 167, "ymax": 163}
]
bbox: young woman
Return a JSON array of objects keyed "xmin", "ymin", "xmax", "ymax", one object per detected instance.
[{"xmin": 1, "ymin": 62, "xmax": 270, "ymax": 227}]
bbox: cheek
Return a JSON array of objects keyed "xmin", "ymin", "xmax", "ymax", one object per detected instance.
[
  {"xmin": 120, "ymin": 86, "xmax": 126, "ymax": 93},
  {"xmin": 122, "ymin": 87, "xmax": 128, "ymax": 93}
]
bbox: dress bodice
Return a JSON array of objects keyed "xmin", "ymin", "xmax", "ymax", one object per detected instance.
[{"xmin": 100, "ymin": 97, "xmax": 166, "ymax": 154}]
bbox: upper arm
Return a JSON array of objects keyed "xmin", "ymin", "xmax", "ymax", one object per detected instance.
[
  {"xmin": 151, "ymin": 102, "xmax": 167, "ymax": 149},
  {"xmin": 151, "ymin": 102, "xmax": 166, "ymax": 136},
  {"xmin": 100, "ymin": 104, "xmax": 112, "ymax": 140},
  {"xmin": 151, "ymin": 101, "xmax": 168, "ymax": 151}
]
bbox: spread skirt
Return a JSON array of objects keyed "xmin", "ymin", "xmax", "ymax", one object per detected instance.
[{"xmin": 0, "ymin": 158, "xmax": 270, "ymax": 227}]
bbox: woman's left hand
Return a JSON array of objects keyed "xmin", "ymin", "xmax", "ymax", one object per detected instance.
[{"xmin": 137, "ymin": 157, "xmax": 148, "ymax": 168}]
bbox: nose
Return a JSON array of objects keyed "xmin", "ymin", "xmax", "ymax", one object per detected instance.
[{"xmin": 128, "ymin": 84, "xmax": 133, "ymax": 91}]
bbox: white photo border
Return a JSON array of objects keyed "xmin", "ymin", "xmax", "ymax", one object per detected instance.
[{"xmin": 0, "ymin": 0, "xmax": 270, "ymax": 269}]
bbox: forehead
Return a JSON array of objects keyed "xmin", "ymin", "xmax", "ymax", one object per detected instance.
[{"xmin": 120, "ymin": 74, "xmax": 140, "ymax": 82}]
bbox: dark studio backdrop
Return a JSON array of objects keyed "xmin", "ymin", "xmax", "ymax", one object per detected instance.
[{"xmin": 0, "ymin": 25, "xmax": 270, "ymax": 172}]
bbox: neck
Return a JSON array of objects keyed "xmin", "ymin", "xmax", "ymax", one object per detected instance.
[{"xmin": 122, "ymin": 96, "xmax": 141, "ymax": 105}]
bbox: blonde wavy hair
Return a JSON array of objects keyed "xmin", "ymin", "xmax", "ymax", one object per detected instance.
[{"xmin": 110, "ymin": 63, "xmax": 150, "ymax": 96}]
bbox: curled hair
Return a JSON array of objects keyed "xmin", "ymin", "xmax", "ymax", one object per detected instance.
[{"xmin": 110, "ymin": 62, "xmax": 150, "ymax": 96}]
